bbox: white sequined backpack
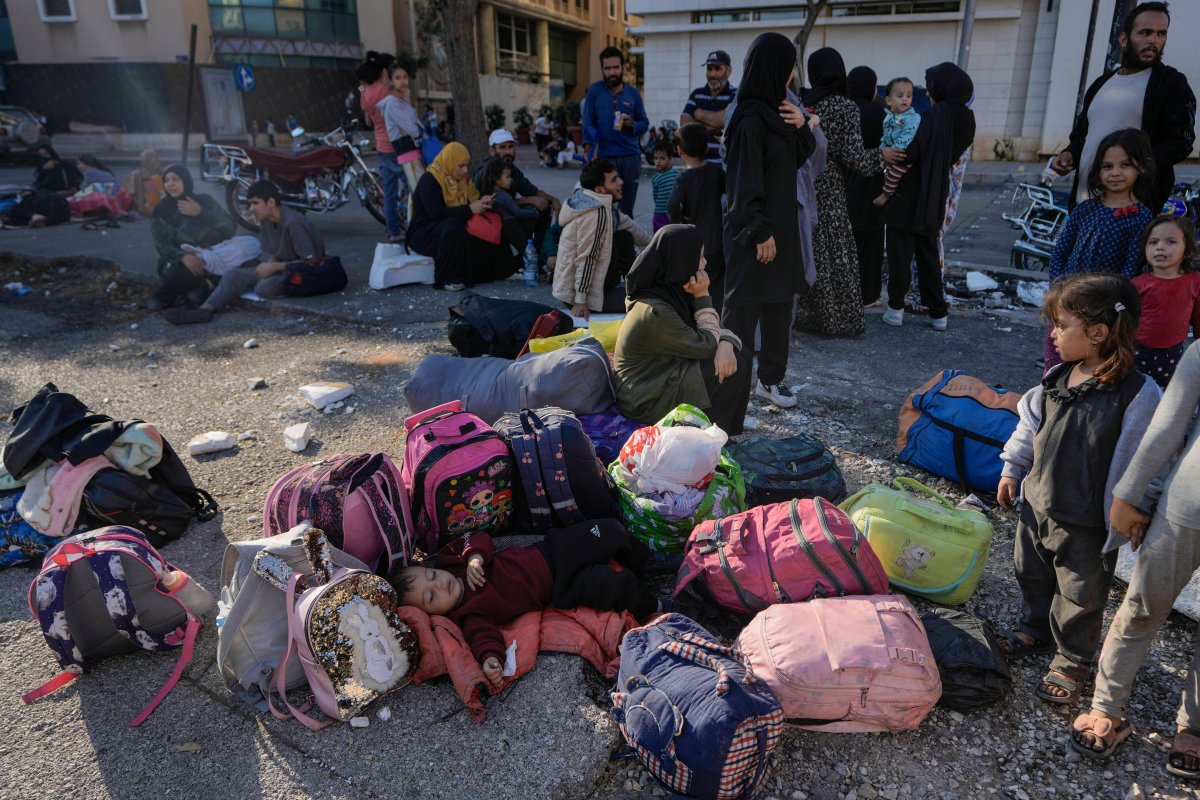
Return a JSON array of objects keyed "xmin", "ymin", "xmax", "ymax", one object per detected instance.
[{"xmin": 265, "ymin": 526, "xmax": 420, "ymax": 729}]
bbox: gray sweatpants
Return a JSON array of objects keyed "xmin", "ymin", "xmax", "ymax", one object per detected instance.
[
  {"xmin": 1014, "ymin": 501, "xmax": 1117, "ymax": 680},
  {"xmin": 1093, "ymin": 512, "xmax": 1200, "ymax": 729},
  {"xmin": 204, "ymin": 266, "xmax": 285, "ymax": 311}
]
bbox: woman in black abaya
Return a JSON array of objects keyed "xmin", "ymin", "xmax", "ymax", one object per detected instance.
[
  {"xmin": 722, "ymin": 32, "xmax": 816, "ymax": 409},
  {"xmin": 879, "ymin": 62, "xmax": 976, "ymax": 331}
]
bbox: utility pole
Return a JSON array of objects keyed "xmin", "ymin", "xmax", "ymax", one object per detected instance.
[
  {"xmin": 956, "ymin": 0, "xmax": 976, "ymax": 67},
  {"xmin": 181, "ymin": 24, "xmax": 198, "ymax": 167}
]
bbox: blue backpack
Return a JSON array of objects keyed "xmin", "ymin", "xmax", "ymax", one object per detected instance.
[
  {"xmin": 22, "ymin": 526, "xmax": 202, "ymax": 727},
  {"xmin": 896, "ymin": 370, "xmax": 1022, "ymax": 494},
  {"xmin": 611, "ymin": 614, "xmax": 783, "ymax": 800}
]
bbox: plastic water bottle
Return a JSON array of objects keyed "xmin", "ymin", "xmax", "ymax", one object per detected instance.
[{"xmin": 523, "ymin": 238, "xmax": 539, "ymax": 287}]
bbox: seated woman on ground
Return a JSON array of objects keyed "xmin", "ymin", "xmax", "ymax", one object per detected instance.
[
  {"xmin": 406, "ymin": 142, "xmax": 517, "ymax": 291},
  {"xmin": 476, "ymin": 156, "xmax": 538, "ymax": 251},
  {"xmin": 146, "ymin": 164, "xmax": 240, "ymax": 310},
  {"xmin": 77, "ymin": 154, "xmax": 117, "ymax": 186},
  {"xmin": 33, "ymin": 146, "xmax": 82, "ymax": 194},
  {"xmin": 123, "ymin": 148, "xmax": 165, "ymax": 215},
  {"xmin": 613, "ymin": 224, "xmax": 752, "ymax": 435}
]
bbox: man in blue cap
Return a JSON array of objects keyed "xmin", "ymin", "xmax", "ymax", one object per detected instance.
[{"xmin": 681, "ymin": 50, "xmax": 738, "ymax": 160}]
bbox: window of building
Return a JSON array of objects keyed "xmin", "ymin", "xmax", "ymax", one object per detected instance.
[
  {"xmin": 207, "ymin": 1, "xmax": 357, "ymax": 41},
  {"xmin": 548, "ymin": 26, "xmax": 577, "ymax": 88},
  {"xmin": 692, "ymin": 1, "xmax": 959, "ymax": 23},
  {"xmin": 607, "ymin": 0, "xmax": 616, "ymax": 18},
  {"xmin": 108, "ymin": 0, "xmax": 147, "ymax": 19},
  {"xmin": 38, "ymin": 0, "xmax": 76, "ymax": 22},
  {"xmin": 496, "ymin": 12, "xmax": 535, "ymax": 59},
  {"xmin": 0, "ymin": 0, "xmax": 15, "ymax": 62}
]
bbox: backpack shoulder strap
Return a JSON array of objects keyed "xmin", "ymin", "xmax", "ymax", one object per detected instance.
[
  {"xmin": 529, "ymin": 410, "xmax": 583, "ymax": 527},
  {"xmin": 514, "ymin": 411, "xmax": 553, "ymax": 534}
]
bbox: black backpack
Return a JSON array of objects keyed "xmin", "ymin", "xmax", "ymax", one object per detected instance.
[
  {"xmin": 282, "ymin": 256, "xmax": 348, "ymax": 298},
  {"xmin": 494, "ymin": 407, "xmax": 618, "ymax": 534},
  {"xmin": 447, "ymin": 293, "xmax": 571, "ymax": 359},
  {"xmin": 727, "ymin": 435, "xmax": 847, "ymax": 505},
  {"xmin": 921, "ymin": 608, "xmax": 1014, "ymax": 712}
]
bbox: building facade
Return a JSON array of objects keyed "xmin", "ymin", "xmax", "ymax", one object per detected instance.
[{"xmin": 628, "ymin": 0, "xmax": 1200, "ymax": 160}]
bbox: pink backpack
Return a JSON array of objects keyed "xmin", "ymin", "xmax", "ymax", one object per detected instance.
[
  {"xmin": 674, "ymin": 498, "xmax": 889, "ymax": 615},
  {"xmin": 401, "ymin": 400, "xmax": 515, "ymax": 555},
  {"xmin": 735, "ymin": 595, "xmax": 942, "ymax": 733},
  {"xmin": 263, "ymin": 453, "xmax": 413, "ymax": 574}
]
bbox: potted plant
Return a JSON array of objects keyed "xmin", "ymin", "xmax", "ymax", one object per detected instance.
[
  {"xmin": 512, "ymin": 106, "xmax": 533, "ymax": 144},
  {"xmin": 564, "ymin": 99, "xmax": 583, "ymax": 148},
  {"xmin": 484, "ymin": 104, "xmax": 507, "ymax": 134}
]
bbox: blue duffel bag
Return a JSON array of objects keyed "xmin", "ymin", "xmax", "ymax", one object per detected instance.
[
  {"xmin": 896, "ymin": 370, "xmax": 1022, "ymax": 494},
  {"xmin": 610, "ymin": 614, "xmax": 783, "ymax": 800}
]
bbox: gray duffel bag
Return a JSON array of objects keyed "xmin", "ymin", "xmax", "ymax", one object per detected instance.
[{"xmin": 405, "ymin": 336, "xmax": 615, "ymax": 423}]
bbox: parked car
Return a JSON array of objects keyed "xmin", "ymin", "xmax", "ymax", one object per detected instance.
[{"xmin": 0, "ymin": 106, "xmax": 51, "ymax": 161}]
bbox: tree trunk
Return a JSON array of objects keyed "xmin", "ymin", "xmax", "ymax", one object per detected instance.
[
  {"xmin": 793, "ymin": 0, "xmax": 830, "ymax": 85},
  {"xmin": 442, "ymin": 0, "xmax": 488, "ymax": 159}
]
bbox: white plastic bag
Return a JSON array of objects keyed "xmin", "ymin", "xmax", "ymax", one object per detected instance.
[{"xmin": 617, "ymin": 424, "xmax": 728, "ymax": 495}]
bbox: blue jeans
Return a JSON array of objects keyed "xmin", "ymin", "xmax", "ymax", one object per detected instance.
[
  {"xmin": 377, "ymin": 151, "xmax": 406, "ymax": 238},
  {"xmin": 610, "ymin": 154, "xmax": 641, "ymax": 218}
]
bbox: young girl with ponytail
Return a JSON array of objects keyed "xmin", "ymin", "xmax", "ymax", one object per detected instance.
[{"xmin": 996, "ymin": 273, "xmax": 1164, "ymax": 705}]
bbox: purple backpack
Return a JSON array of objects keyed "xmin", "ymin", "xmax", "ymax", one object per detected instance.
[
  {"xmin": 578, "ymin": 404, "xmax": 643, "ymax": 465},
  {"xmin": 401, "ymin": 400, "xmax": 515, "ymax": 554},
  {"xmin": 263, "ymin": 453, "xmax": 413, "ymax": 574},
  {"xmin": 22, "ymin": 526, "xmax": 203, "ymax": 726}
]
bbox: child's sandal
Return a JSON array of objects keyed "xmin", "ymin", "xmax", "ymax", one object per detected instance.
[
  {"xmin": 1070, "ymin": 712, "xmax": 1131, "ymax": 760},
  {"xmin": 1036, "ymin": 670, "xmax": 1083, "ymax": 705},
  {"xmin": 1168, "ymin": 728, "xmax": 1200, "ymax": 780}
]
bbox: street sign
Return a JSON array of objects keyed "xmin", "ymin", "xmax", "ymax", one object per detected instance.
[{"xmin": 233, "ymin": 64, "xmax": 255, "ymax": 92}]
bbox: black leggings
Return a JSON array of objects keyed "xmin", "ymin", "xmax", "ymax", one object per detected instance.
[
  {"xmin": 699, "ymin": 344, "xmax": 753, "ymax": 436},
  {"xmin": 854, "ymin": 227, "xmax": 884, "ymax": 306},
  {"xmin": 885, "ymin": 226, "xmax": 947, "ymax": 319},
  {"xmin": 536, "ymin": 518, "xmax": 656, "ymax": 618},
  {"xmin": 721, "ymin": 301, "xmax": 793, "ymax": 387}
]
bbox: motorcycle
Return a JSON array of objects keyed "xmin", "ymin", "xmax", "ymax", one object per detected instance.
[
  {"xmin": 1163, "ymin": 178, "xmax": 1200, "ymax": 230},
  {"xmin": 202, "ymin": 125, "xmax": 385, "ymax": 232},
  {"xmin": 1002, "ymin": 159, "xmax": 1069, "ymax": 271}
]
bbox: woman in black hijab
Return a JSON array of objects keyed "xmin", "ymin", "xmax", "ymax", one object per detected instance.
[
  {"xmin": 148, "ymin": 164, "xmax": 237, "ymax": 309},
  {"xmin": 614, "ymin": 225, "xmax": 751, "ymax": 434},
  {"xmin": 794, "ymin": 48, "xmax": 891, "ymax": 338},
  {"xmin": 844, "ymin": 66, "xmax": 887, "ymax": 307},
  {"xmin": 723, "ymin": 32, "xmax": 816, "ymax": 410},
  {"xmin": 879, "ymin": 62, "xmax": 976, "ymax": 331},
  {"xmin": 33, "ymin": 146, "xmax": 82, "ymax": 194}
]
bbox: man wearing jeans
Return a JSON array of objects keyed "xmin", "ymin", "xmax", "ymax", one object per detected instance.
[{"xmin": 582, "ymin": 46, "xmax": 649, "ymax": 218}]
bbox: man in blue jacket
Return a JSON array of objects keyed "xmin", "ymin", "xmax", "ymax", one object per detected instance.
[{"xmin": 583, "ymin": 46, "xmax": 649, "ymax": 217}]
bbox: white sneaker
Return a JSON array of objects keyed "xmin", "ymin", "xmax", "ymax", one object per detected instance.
[
  {"xmin": 882, "ymin": 307, "xmax": 904, "ymax": 327},
  {"xmin": 930, "ymin": 315, "xmax": 948, "ymax": 332},
  {"xmin": 755, "ymin": 380, "xmax": 798, "ymax": 409},
  {"xmin": 863, "ymin": 298, "xmax": 883, "ymax": 308},
  {"xmin": 443, "ymin": 282, "xmax": 465, "ymax": 292}
]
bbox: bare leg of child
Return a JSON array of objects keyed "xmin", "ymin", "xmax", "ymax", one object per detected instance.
[{"xmin": 873, "ymin": 192, "xmax": 891, "ymax": 207}]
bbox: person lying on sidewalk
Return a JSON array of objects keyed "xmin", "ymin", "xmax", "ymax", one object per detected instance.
[
  {"xmin": 164, "ymin": 180, "xmax": 326, "ymax": 325},
  {"xmin": 390, "ymin": 520, "xmax": 665, "ymax": 688}
]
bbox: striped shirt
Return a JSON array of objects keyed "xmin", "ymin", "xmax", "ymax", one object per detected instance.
[{"xmin": 651, "ymin": 168, "xmax": 679, "ymax": 215}]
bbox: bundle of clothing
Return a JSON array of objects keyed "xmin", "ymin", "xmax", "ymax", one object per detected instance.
[{"xmin": 0, "ymin": 384, "xmax": 217, "ymax": 565}]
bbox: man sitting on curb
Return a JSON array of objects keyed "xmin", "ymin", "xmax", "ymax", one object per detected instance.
[
  {"xmin": 472, "ymin": 129, "xmax": 560, "ymax": 261},
  {"xmin": 164, "ymin": 180, "xmax": 326, "ymax": 325},
  {"xmin": 552, "ymin": 158, "xmax": 651, "ymax": 320}
]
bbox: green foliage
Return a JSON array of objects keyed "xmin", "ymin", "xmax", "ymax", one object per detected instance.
[
  {"xmin": 512, "ymin": 106, "xmax": 533, "ymax": 130},
  {"xmin": 564, "ymin": 99, "xmax": 582, "ymax": 126},
  {"xmin": 485, "ymin": 104, "xmax": 507, "ymax": 131}
]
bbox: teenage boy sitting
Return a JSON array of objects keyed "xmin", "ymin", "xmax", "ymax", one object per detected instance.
[
  {"xmin": 164, "ymin": 179, "xmax": 327, "ymax": 324},
  {"xmin": 391, "ymin": 520, "xmax": 662, "ymax": 687}
]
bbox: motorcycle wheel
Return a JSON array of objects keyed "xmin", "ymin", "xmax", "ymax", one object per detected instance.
[
  {"xmin": 1010, "ymin": 241, "xmax": 1048, "ymax": 272},
  {"xmin": 359, "ymin": 169, "xmax": 387, "ymax": 226},
  {"xmin": 225, "ymin": 180, "xmax": 260, "ymax": 233}
]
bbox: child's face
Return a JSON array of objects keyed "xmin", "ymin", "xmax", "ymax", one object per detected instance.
[
  {"xmin": 496, "ymin": 167, "xmax": 512, "ymax": 191},
  {"xmin": 1145, "ymin": 221, "xmax": 1186, "ymax": 274},
  {"xmin": 399, "ymin": 566, "xmax": 464, "ymax": 615},
  {"xmin": 653, "ymin": 150, "xmax": 672, "ymax": 171},
  {"xmin": 1050, "ymin": 310, "xmax": 1105, "ymax": 363},
  {"xmin": 1098, "ymin": 145, "xmax": 1138, "ymax": 197},
  {"xmin": 887, "ymin": 83, "xmax": 914, "ymax": 114}
]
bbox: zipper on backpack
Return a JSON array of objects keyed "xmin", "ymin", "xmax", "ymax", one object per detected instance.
[
  {"xmin": 759, "ymin": 524, "xmax": 788, "ymax": 603},
  {"xmin": 787, "ymin": 500, "xmax": 846, "ymax": 596},
  {"xmin": 860, "ymin": 687, "xmax": 868, "ymax": 707},
  {"xmin": 812, "ymin": 500, "xmax": 874, "ymax": 595}
]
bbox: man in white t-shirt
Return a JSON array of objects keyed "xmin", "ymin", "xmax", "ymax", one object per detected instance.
[
  {"xmin": 1052, "ymin": 1, "xmax": 1195, "ymax": 211},
  {"xmin": 534, "ymin": 110, "xmax": 553, "ymax": 156}
]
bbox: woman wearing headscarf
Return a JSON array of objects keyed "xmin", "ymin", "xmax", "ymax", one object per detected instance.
[
  {"xmin": 147, "ymin": 164, "xmax": 238, "ymax": 310},
  {"xmin": 794, "ymin": 48, "xmax": 895, "ymax": 338},
  {"xmin": 33, "ymin": 146, "xmax": 82, "ymax": 194},
  {"xmin": 879, "ymin": 62, "xmax": 976, "ymax": 331},
  {"xmin": 723, "ymin": 32, "xmax": 817, "ymax": 410},
  {"xmin": 123, "ymin": 148, "xmax": 165, "ymax": 215},
  {"xmin": 614, "ymin": 225, "xmax": 750, "ymax": 434},
  {"xmin": 844, "ymin": 66, "xmax": 888, "ymax": 307},
  {"xmin": 407, "ymin": 141, "xmax": 516, "ymax": 291}
]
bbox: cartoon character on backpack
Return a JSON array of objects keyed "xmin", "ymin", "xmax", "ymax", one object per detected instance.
[{"xmin": 896, "ymin": 540, "xmax": 935, "ymax": 581}]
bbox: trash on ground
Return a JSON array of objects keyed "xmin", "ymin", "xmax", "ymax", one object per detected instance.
[
  {"xmin": 4, "ymin": 281, "xmax": 32, "ymax": 296},
  {"xmin": 243, "ymin": 338, "xmax": 258, "ymax": 349},
  {"xmin": 377, "ymin": 706, "xmax": 391, "ymax": 721},
  {"xmin": 965, "ymin": 271, "xmax": 999, "ymax": 292},
  {"xmin": 349, "ymin": 716, "xmax": 369, "ymax": 728},
  {"xmin": 1016, "ymin": 280, "xmax": 1049, "ymax": 308},
  {"xmin": 186, "ymin": 431, "xmax": 237, "ymax": 456},
  {"xmin": 298, "ymin": 381, "xmax": 355, "ymax": 410},
  {"xmin": 283, "ymin": 422, "xmax": 312, "ymax": 453}
]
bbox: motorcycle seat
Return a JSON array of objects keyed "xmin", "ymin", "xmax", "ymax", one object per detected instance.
[{"xmin": 241, "ymin": 145, "xmax": 346, "ymax": 184}]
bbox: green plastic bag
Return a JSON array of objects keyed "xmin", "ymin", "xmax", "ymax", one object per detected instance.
[{"xmin": 608, "ymin": 404, "xmax": 746, "ymax": 554}]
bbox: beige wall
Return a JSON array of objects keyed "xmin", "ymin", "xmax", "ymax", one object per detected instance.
[
  {"xmin": 357, "ymin": 1, "xmax": 399, "ymax": 57},
  {"xmin": 10, "ymin": 0, "xmax": 212, "ymax": 64}
]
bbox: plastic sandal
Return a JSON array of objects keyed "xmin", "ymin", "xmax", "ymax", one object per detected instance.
[
  {"xmin": 1071, "ymin": 712, "xmax": 1131, "ymax": 760},
  {"xmin": 1036, "ymin": 670, "xmax": 1083, "ymax": 704},
  {"xmin": 1168, "ymin": 728, "xmax": 1200, "ymax": 780}
]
